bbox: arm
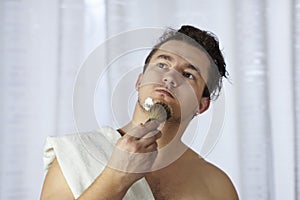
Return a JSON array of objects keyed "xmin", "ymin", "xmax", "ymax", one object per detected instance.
[
  {"xmin": 40, "ymin": 159, "xmax": 134, "ymax": 200},
  {"xmin": 40, "ymin": 158, "xmax": 74, "ymax": 200},
  {"xmin": 77, "ymin": 167, "xmax": 134, "ymax": 200},
  {"xmin": 79, "ymin": 121, "xmax": 161, "ymax": 199},
  {"xmin": 207, "ymin": 163, "xmax": 239, "ymax": 200},
  {"xmin": 40, "ymin": 121, "xmax": 161, "ymax": 200}
]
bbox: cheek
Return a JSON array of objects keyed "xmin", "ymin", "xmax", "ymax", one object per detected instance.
[
  {"xmin": 187, "ymin": 80, "xmax": 205, "ymax": 101},
  {"xmin": 175, "ymin": 82, "xmax": 199, "ymax": 111},
  {"xmin": 140, "ymin": 69, "xmax": 162, "ymax": 85}
]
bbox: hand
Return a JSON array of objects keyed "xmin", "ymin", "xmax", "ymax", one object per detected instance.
[{"xmin": 107, "ymin": 120, "xmax": 161, "ymax": 182}]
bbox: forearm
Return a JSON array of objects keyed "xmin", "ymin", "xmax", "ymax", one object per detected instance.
[
  {"xmin": 77, "ymin": 121, "xmax": 160, "ymax": 200},
  {"xmin": 77, "ymin": 167, "xmax": 135, "ymax": 200}
]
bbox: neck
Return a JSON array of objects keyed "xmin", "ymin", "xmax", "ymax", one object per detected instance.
[
  {"xmin": 119, "ymin": 103, "xmax": 199, "ymax": 171},
  {"xmin": 120, "ymin": 103, "xmax": 191, "ymax": 148}
]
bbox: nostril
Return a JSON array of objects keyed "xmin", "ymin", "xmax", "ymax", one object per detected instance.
[
  {"xmin": 163, "ymin": 77, "xmax": 170, "ymax": 84},
  {"xmin": 163, "ymin": 77, "xmax": 176, "ymax": 87}
]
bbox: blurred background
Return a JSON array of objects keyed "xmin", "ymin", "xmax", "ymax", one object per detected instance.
[{"xmin": 0, "ymin": 0, "xmax": 298, "ymax": 199}]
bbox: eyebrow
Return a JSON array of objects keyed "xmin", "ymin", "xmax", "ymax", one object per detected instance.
[
  {"xmin": 187, "ymin": 64, "xmax": 203, "ymax": 79},
  {"xmin": 156, "ymin": 54, "xmax": 173, "ymax": 61}
]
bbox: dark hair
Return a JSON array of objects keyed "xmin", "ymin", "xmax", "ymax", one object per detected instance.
[{"xmin": 143, "ymin": 25, "xmax": 228, "ymax": 100}]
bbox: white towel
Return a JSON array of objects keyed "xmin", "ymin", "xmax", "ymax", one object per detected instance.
[{"xmin": 43, "ymin": 126, "xmax": 154, "ymax": 199}]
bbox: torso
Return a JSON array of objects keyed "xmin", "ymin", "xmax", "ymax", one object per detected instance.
[{"xmin": 145, "ymin": 149, "xmax": 238, "ymax": 200}]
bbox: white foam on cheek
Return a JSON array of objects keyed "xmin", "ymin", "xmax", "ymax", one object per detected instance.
[{"xmin": 143, "ymin": 97, "xmax": 154, "ymax": 111}]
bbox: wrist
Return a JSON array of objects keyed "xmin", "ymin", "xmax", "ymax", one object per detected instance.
[{"xmin": 101, "ymin": 167, "xmax": 138, "ymax": 194}]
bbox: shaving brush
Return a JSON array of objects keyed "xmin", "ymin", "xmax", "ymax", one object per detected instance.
[{"xmin": 143, "ymin": 97, "xmax": 171, "ymax": 123}]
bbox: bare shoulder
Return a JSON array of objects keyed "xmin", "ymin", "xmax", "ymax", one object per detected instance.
[
  {"xmin": 40, "ymin": 158, "xmax": 74, "ymax": 200},
  {"xmin": 201, "ymin": 159, "xmax": 239, "ymax": 200}
]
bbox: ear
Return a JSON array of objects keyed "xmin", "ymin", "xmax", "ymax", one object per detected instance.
[
  {"xmin": 197, "ymin": 97, "xmax": 210, "ymax": 114},
  {"xmin": 135, "ymin": 73, "xmax": 143, "ymax": 90}
]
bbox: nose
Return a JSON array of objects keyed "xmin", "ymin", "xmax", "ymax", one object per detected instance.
[{"xmin": 163, "ymin": 69, "xmax": 181, "ymax": 88}]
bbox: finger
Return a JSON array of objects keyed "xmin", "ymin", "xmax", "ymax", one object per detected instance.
[
  {"xmin": 145, "ymin": 142, "xmax": 158, "ymax": 152},
  {"xmin": 140, "ymin": 131, "xmax": 161, "ymax": 147},
  {"xmin": 141, "ymin": 130, "xmax": 161, "ymax": 139},
  {"xmin": 128, "ymin": 120, "xmax": 160, "ymax": 138}
]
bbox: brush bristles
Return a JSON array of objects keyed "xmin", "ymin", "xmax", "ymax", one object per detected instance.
[{"xmin": 148, "ymin": 102, "xmax": 171, "ymax": 123}]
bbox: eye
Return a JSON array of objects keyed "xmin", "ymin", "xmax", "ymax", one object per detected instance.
[
  {"xmin": 182, "ymin": 71, "xmax": 195, "ymax": 80},
  {"xmin": 157, "ymin": 63, "xmax": 168, "ymax": 69}
]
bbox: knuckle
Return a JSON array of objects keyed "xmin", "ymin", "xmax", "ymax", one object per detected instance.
[
  {"xmin": 117, "ymin": 136, "xmax": 135, "ymax": 148},
  {"xmin": 123, "ymin": 135, "xmax": 135, "ymax": 142},
  {"xmin": 148, "ymin": 142, "xmax": 157, "ymax": 151},
  {"xmin": 156, "ymin": 131, "xmax": 162, "ymax": 138},
  {"xmin": 131, "ymin": 143, "xmax": 141, "ymax": 152},
  {"xmin": 152, "ymin": 142, "xmax": 158, "ymax": 149}
]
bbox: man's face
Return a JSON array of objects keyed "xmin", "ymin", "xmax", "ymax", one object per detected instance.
[{"xmin": 137, "ymin": 40, "xmax": 210, "ymax": 122}]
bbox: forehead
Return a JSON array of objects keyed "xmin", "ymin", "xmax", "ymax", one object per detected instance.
[{"xmin": 157, "ymin": 40, "xmax": 210, "ymax": 69}]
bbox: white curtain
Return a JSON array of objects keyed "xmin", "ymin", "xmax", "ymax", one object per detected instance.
[
  {"xmin": 0, "ymin": 1, "xmax": 61, "ymax": 199},
  {"xmin": 0, "ymin": 0, "xmax": 297, "ymax": 199},
  {"xmin": 0, "ymin": 0, "xmax": 105, "ymax": 199},
  {"xmin": 294, "ymin": 0, "xmax": 300, "ymax": 199}
]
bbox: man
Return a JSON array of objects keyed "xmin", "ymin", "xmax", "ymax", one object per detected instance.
[{"xmin": 40, "ymin": 25, "xmax": 239, "ymax": 199}]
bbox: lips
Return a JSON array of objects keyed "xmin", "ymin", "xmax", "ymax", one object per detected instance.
[{"xmin": 155, "ymin": 88, "xmax": 174, "ymax": 98}]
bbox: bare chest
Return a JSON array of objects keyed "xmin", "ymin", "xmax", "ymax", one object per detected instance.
[{"xmin": 146, "ymin": 174, "xmax": 213, "ymax": 200}]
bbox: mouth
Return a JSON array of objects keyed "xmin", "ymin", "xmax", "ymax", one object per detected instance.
[
  {"xmin": 155, "ymin": 88, "xmax": 174, "ymax": 98},
  {"xmin": 142, "ymin": 97, "xmax": 172, "ymax": 121}
]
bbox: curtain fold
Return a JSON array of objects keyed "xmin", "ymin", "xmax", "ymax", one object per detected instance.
[
  {"xmin": 235, "ymin": 0, "xmax": 274, "ymax": 199},
  {"xmin": 55, "ymin": 0, "xmax": 86, "ymax": 134},
  {"xmin": 294, "ymin": 0, "xmax": 300, "ymax": 198},
  {"xmin": 0, "ymin": 0, "xmax": 60, "ymax": 199}
]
